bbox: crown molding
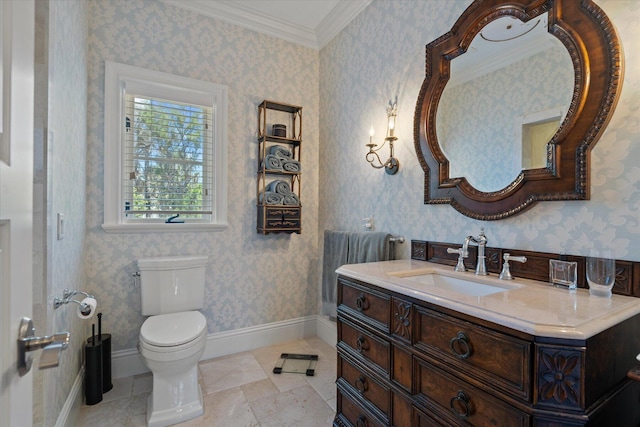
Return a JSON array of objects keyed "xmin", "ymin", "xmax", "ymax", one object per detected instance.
[
  {"xmin": 316, "ymin": 0, "xmax": 372, "ymax": 49},
  {"xmin": 162, "ymin": 0, "xmax": 371, "ymax": 50}
]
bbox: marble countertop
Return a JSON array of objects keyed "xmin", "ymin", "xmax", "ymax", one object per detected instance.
[{"xmin": 336, "ymin": 259, "xmax": 640, "ymax": 340}]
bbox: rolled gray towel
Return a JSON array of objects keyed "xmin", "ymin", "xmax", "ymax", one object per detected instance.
[
  {"xmin": 267, "ymin": 180, "xmax": 291, "ymax": 194},
  {"xmin": 260, "ymin": 191, "xmax": 285, "ymax": 205},
  {"xmin": 263, "ymin": 154, "xmax": 283, "ymax": 171},
  {"xmin": 282, "ymin": 159, "xmax": 301, "ymax": 172},
  {"xmin": 283, "ymin": 192, "xmax": 300, "ymax": 206},
  {"xmin": 269, "ymin": 145, "xmax": 292, "ymax": 159}
]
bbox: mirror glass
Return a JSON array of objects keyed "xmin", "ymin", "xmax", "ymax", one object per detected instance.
[{"xmin": 435, "ymin": 12, "xmax": 574, "ymax": 192}]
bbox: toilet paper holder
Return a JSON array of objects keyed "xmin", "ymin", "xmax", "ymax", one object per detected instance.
[{"xmin": 53, "ymin": 289, "xmax": 97, "ymax": 317}]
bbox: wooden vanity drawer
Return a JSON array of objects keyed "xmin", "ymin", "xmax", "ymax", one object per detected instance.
[
  {"xmin": 338, "ymin": 278, "xmax": 390, "ymax": 332},
  {"xmin": 414, "ymin": 406, "xmax": 447, "ymax": 427},
  {"xmin": 415, "ymin": 306, "xmax": 532, "ymax": 401},
  {"xmin": 336, "ymin": 387, "xmax": 386, "ymax": 427},
  {"xmin": 257, "ymin": 206, "xmax": 301, "ymax": 232},
  {"xmin": 338, "ymin": 317, "xmax": 390, "ymax": 377},
  {"xmin": 263, "ymin": 206, "xmax": 300, "ymax": 219},
  {"xmin": 415, "ymin": 357, "xmax": 530, "ymax": 427},
  {"xmin": 338, "ymin": 354, "xmax": 390, "ymax": 418}
]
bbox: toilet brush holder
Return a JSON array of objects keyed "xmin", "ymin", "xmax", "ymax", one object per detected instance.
[
  {"xmin": 86, "ymin": 313, "xmax": 112, "ymax": 393},
  {"xmin": 84, "ymin": 324, "xmax": 102, "ymax": 405}
]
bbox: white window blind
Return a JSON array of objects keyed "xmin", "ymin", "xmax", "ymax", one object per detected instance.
[
  {"xmin": 123, "ymin": 94, "xmax": 213, "ymax": 221},
  {"xmin": 103, "ymin": 61, "xmax": 228, "ymax": 233}
]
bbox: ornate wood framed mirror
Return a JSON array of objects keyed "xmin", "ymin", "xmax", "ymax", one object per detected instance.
[{"xmin": 414, "ymin": 0, "xmax": 623, "ymax": 220}]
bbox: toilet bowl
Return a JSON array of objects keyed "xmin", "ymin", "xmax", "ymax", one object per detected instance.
[
  {"xmin": 139, "ymin": 311, "xmax": 207, "ymax": 427},
  {"xmin": 137, "ymin": 255, "xmax": 209, "ymax": 427}
]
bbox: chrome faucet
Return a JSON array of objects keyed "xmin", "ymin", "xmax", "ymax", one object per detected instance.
[
  {"xmin": 499, "ymin": 253, "xmax": 527, "ymax": 280},
  {"xmin": 447, "ymin": 228, "xmax": 488, "ymax": 275},
  {"xmin": 463, "ymin": 228, "xmax": 488, "ymax": 276},
  {"xmin": 446, "ymin": 246, "xmax": 468, "ymax": 272}
]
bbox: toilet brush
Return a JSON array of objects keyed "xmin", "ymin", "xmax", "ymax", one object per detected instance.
[
  {"xmin": 98, "ymin": 313, "xmax": 113, "ymax": 392},
  {"xmin": 86, "ymin": 313, "xmax": 113, "ymax": 393},
  {"xmin": 84, "ymin": 323, "xmax": 103, "ymax": 405}
]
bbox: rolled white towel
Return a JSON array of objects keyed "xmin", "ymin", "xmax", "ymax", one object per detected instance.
[
  {"xmin": 269, "ymin": 145, "xmax": 292, "ymax": 159},
  {"xmin": 282, "ymin": 159, "xmax": 301, "ymax": 172},
  {"xmin": 260, "ymin": 191, "xmax": 285, "ymax": 205},
  {"xmin": 283, "ymin": 193, "xmax": 300, "ymax": 206},
  {"xmin": 263, "ymin": 154, "xmax": 283, "ymax": 170},
  {"xmin": 267, "ymin": 180, "xmax": 291, "ymax": 194}
]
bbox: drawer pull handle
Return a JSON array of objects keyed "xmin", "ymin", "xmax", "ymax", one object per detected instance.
[
  {"xmin": 449, "ymin": 390, "xmax": 471, "ymax": 419},
  {"xmin": 356, "ymin": 335, "xmax": 367, "ymax": 353},
  {"xmin": 356, "ymin": 293, "xmax": 367, "ymax": 311},
  {"xmin": 356, "ymin": 414, "xmax": 367, "ymax": 427},
  {"xmin": 355, "ymin": 375, "xmax": 367, "ymax": 393},
  {"xmin": 450, "ymin": 331, "xmax": 472, "ymax": 359}
]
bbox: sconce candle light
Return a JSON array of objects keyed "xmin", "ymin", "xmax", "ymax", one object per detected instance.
[{"xmin": 366, "ymin": 100, "xmax": 400, "ymax": 175}]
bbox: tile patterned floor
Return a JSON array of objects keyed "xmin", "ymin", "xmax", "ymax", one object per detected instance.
[{"xmin": 76, "ymin": 337, "xmax": 337, "ymax": 427}]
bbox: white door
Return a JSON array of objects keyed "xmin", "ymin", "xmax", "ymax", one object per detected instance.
[{"xmin": 0, "ymin": 1, "xmax": 35, "ymax": 426}]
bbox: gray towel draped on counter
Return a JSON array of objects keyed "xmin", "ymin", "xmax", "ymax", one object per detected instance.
[{"xmin": 321, "ymin": 231, "xmax": 395, "ymax": 318}]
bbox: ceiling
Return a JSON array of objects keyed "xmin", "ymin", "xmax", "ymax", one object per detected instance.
[{"xmin": 162, "ymin": 0, "xmax": 372, "ymax": 50}]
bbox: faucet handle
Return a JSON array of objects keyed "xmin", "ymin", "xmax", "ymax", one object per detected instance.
[
  {"xmin": 447, "ymin": 247, "xmax": 467, "ymax": 272},
  {"xmin": 478, "ymin": 227, "xmax": 487, "ymax": 244},
  {"xmin": 499, "ymin": 253, "xmax": 527, "ymax": 280}
]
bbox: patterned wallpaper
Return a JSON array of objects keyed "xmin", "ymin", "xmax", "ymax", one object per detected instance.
[
  {"xmin": 30, "ymin": 0, "xmax": 635, "ymax": 424},
  {"xmin": 35, "ymin": 1, "xmax": 89, "ymax": 426},
  {"xmin": 85, "ymin": 0, "xmax": 321, "ymax": 351},
  {"xmin": 82, "ymin": 0, "xmax": 638, "ymax": 365},
  {"xmin": 319, "ymin": 0, "xmax": 640, "ymax": 262},
  {"xmin": 438, "ymin": 46, "xmax": 573, "ymax": 192}
]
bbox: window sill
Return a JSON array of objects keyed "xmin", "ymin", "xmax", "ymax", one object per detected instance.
[{"xmin": 101, "ymin": 222, "xmax": 228, "ymax": 234}]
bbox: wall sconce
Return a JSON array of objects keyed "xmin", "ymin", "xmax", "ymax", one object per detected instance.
[{"xmin": 366, "ymin": 100, "xmax": 399, "ymax": 175}]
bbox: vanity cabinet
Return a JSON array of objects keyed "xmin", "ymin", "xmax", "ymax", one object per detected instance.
[
  {"xmin": 334, "ymin": 275, "xmax": 640, "ymax": 427},
  {"xmin": 257, "ymin": 100, "xmax": 302, "ymax": 234}
]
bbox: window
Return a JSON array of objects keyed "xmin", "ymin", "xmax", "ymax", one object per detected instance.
[{"xmin": 103, "ymin": 62, "xmax": 228, "ymax": 233}]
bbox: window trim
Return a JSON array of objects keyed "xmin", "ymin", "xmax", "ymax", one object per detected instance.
[{"xmin": 103, "ymin": 61, "xmax": 228, "ymax": 233}]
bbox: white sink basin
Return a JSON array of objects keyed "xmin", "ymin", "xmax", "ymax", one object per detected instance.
[{"xmin": 388, "ymin": 270, "xmax": 515, "ymax": 297}]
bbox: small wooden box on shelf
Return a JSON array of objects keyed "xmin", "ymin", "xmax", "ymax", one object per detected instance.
[{"xmin": 257, "ymin": 100, "xmax": 302, "ymax": 235}]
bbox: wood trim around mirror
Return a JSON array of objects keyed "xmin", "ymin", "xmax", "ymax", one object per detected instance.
[{"xmin": 414, "ymin": 0, "xmax": 624, "ymax": 220}]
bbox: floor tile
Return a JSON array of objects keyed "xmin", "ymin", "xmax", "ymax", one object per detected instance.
[
  {"xmin": 199, "ymin": 352, "xmax": 268, "ymax": 394},
  {"xmin": 249, "ymin": 384, "xmax": 335, "ymax": 427},
  {"xmin": 240, "ymin": 378, "xmax": 280, "ymax": 402},
  {"xmin": 76, "ymin": 336, "xmax": 337, "ymax": 426},
  {"xmin": 179, "ymin": 388, "xmax": 259, "ymax": 427},
  {"xmin": 101, "ymin": 376, "xmax": 133, "ymax": 403},
  {"xmin": 132, "ymin": 373, "xmax": 152, "ymax": 395},
  {"xmin": 77, "ymin": 392, "xmax": 148, "ymax": 427}
]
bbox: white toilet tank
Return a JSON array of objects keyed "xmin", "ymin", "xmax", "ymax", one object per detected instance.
[{"xmin": 138, "ymin": 255, "xmax": 208, "ymax": 316}]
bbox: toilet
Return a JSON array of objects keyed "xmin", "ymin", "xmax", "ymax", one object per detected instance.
[{"xmin": 137, "ymin": 255, "xmax": 208, "ymax": 427}]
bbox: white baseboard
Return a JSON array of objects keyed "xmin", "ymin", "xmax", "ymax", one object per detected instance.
[
  {"xmin": 55, "ymin": 366, "xmax": 84, "ymax": 427},
  {"xmin": 316, "ymin": 315, "xmax": 337, "ymax": 347},
  {"xmin": 112, "ymin": 315, "xmax": 322, "ymax": 379}
]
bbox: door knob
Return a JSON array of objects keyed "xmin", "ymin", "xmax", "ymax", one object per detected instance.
[{"xmin": 17, "ymin": 317, "xmax": 70, "ymax": 376}]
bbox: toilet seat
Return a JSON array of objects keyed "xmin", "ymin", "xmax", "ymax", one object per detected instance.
[{"xmin": 140, "ymin": 311, "xmax": 206, "ymax": 347}]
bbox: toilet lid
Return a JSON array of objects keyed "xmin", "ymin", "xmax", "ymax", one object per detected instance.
[{"xmin": 140, "ymin": 311, "xmax": 206, "ymax": 347}]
